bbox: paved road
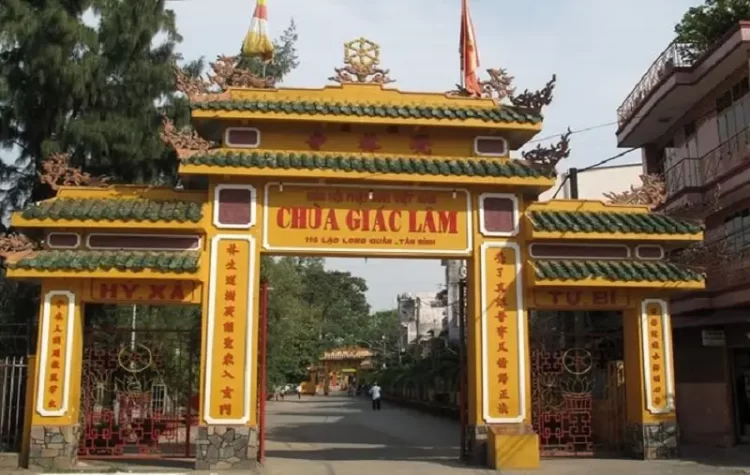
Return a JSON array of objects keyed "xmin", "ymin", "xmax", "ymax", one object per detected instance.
[{"xmin": 263, "ymin": 394, "xmax": 750, "ymax": 475}]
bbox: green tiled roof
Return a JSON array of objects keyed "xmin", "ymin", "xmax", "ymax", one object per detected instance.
[
  {"xmin": 527, "ymin": 210, "xmax": 702, "ymax": 235},
  {"xmin": 533, "ymin": 260, "xmax": 703, "ymax": 282},
  {"xmin": 20, "ymin": 198, "xmax": 203, "ymax": 223},
  {"xmin": 6, "ymin": 251, "xmax": 200, "ymax": 273},
  {"xmin": 182, "ymin": 151, "xmax": 552, "ymax": 178},
  {"xmin": 190, "ymin": 100, "xmax": 542, "ymax": 124}
]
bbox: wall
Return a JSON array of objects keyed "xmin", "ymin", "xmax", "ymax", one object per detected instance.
[
  {"xmin": 672, "ymin": 326, "xmax": 735, "ymax": 446},
  {"xmin": 537, "ymin": 164, "xmax": 642, "ymax": 201},
  {"xmin": 442, "ymin": 259, "xmax": 466, "ymax": 342},
  {"xmin": 396, "ymin": 292, "xmax": 447, "ymax": 344},
  {"xmin": 207, "ymin": 120, "xmax": 511, "ymax": 158}
]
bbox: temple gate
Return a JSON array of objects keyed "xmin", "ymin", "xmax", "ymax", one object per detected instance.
[{"xmin": 3, "ymin": 38, "xmax": 704, "ymax": 471}]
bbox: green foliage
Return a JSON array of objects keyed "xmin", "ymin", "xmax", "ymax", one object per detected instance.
[
  {"xmin": 237, "ymin": 20, "xmax": 299, "ymax": 83},
  {"xmin": 674, "ymin": 0, "xmax": 750, "ymax": 61},
  {"xmin": 0, "ymin": 0, "xmax": 182, "ymax": 211},
  {"xmin": 261, "ymin": 257, "xmax": 400, "ymax": 389}
]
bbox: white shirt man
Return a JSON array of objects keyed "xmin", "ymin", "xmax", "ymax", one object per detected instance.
[{"xmin": 369, "ymin": 383, "xmax": 382, "ymax": 411}]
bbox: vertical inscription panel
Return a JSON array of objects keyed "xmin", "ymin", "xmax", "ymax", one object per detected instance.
[
  {"xmin": 481, "ymin": 242, "xmax": 526, "ymax": 423},
  {"xmin": 204, "ymin": 236, "xmax": 256, "ymax": 424},
  {"xmin": 36, "ymin": 291, "xmax": 76, "ymax": 417},
  {"xmin": 641, "ymin": 299, "xmax": 674, "ymax": 414}
]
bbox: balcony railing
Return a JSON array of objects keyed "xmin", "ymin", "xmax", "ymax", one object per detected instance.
[
  {"xmin": 699, "ymin": 229, "xmax": 750, "ymax": 290},
  {"xmin": 617, "ymin": 41, "xmax": 699, "ymax": 127},
  {"xmin": 662, "ymin": 124, "xmax": 750, "ymax": 200}
]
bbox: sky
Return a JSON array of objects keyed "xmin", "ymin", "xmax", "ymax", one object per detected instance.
[{"xmin": 165, "ymin": 0, "xmax": 700, "ymax": 310}]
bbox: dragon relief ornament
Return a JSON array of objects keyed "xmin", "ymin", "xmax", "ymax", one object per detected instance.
[
  {"xmin": 448, "ymin": 68, "xmax": 516, "ymax": 101},
  {"xmin": 521, "ymin": 128, "xmax": 572, "ymax": 176},
  {"xmin": 603, "ymin": 174, "xmax": 667, "ymax": 210},
  {"xmin": 329, "ymin": 38, "xmax": 395, "ymax": 85},
  {"xmin": 39, "ymin": 153, "xmax": 109, "ymax": 190},
  {"xmin": 0, "ymin": 233, "xmax": 38, "ymax": 256},
  {"xmin": 160, "ymin": 116, "xmax": 217, "ymax": 160},
  {"xmin": 174, "ymin": 54, "xmax": 275, "ymax": 104}
]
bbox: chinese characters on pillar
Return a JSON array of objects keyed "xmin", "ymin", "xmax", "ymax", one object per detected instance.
[
  {"xmin": 206, "ymin": 237, "xmax": 255, "ymax": 423},
  {"xmin": 643, "ymin": 300, "xmax": 673, "ymax": 414},
  {"xmin": 483, "ymin": 243, "xmax": 524, "ymax": 422},
  {"xmin": 37, "ymin": 292, "xmax": 73, "ymax": 416}
]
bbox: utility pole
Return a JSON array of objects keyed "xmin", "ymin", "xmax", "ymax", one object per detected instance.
[{"xmin": 568, "ymin": 167, "xmax": 579, "ymax": 199}]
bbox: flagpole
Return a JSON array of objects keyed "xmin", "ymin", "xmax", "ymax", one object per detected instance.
[{"xmin": 459, "ymin": 0, "xmax": 464, "ymax": 89}]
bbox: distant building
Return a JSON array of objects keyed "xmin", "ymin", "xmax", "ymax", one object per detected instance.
[
  {"xmin": 442, "ymin": 260, "xmax": 466, "ymax": 342},
  {"xmin": 538, "ymin": 163, "xmax": 643, "ymax": 201},
  {"xmin": 396, "ymin": 291, "xmax": 447, "ymax": 347}
]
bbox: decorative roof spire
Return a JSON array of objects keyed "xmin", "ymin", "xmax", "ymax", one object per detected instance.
[
  {"xmin": 241, "ymin": 0, "xmax": 275, "ymax": 62},
  {"xmin": 329, "ymin": 37, "xmax": 395, "ymax": 85}
]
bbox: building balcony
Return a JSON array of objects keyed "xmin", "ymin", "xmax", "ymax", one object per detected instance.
[
  {"xmin": 617, "ymin": 22, "xmax": 750, "ymax": 148},
  {"xmin": 671, "ymin": 231, "xmax": 750, "ymax": 315},
  {"xmin": 661, "ymin": 125, "xmax": 750, "ymax": 212}
]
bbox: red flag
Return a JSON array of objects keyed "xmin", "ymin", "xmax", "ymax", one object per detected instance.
[{"xmin": 459, "ymin": 0, "xmax": 481, "ymax": 96}]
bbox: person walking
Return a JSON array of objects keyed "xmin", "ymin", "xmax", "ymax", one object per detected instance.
[
  {"xmin": 369, "ymin": 382, "xmax": 382, "ymax": 411},
  {"xmin": 296, "ymin": 384, "xmax": 302, "ymax": 399}
]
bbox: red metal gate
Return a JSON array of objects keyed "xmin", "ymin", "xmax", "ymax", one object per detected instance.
[
  {"xmin": 530, "ymin": 310, "xmax": 625, "ymax": 457},
  {"xmin": 79, "ymin": 326, "xmax": 199, "ymax": 458}
]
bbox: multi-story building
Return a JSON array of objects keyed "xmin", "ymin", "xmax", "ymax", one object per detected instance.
[{"xmin": 616, "ymin": 21, "xmax": 750, "ymax": 447}]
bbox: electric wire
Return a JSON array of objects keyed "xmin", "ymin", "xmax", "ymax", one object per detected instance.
[{"xmin": 549, "ymin": 147, "xmax": 639, "ymax": 199}]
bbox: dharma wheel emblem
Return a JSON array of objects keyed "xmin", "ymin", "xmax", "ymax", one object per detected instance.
[
  {"xmin": 330, "ymin": 37, "xmax": 395, "ymax": 84},
  {"xmin": 118, "ymin": 343, "xmax": 153, "ymax": 373},
  {"xmin": 562, "ymin": 347, "xmax": 592, "ymax": 375}
]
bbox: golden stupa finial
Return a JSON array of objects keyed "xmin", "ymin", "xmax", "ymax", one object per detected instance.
[{"xmin": 329, "ymin": 37, "xmax": 395, "ymax": 85}]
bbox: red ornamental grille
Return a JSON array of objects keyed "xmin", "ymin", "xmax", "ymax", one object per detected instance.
[
  {"xmin": 79, "ymin": 327, "xmax": 199, "ymax": 458},
  {"xmin": 529, "ymin": 311, "xmax": 625, "ymax": 458}
]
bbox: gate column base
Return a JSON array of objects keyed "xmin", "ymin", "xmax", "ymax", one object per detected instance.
[
  {"xmin": 195, "ymin": 425, "xmax": 259, "ymax": 471},
  {"xmin": 625, "ymin": 421, "xmax": 679, "ymax": 460},
  {"xmin": 28, "ymin": 425, "xmax": 80, "ymax": 471},
  {"xmin": 465, "ymin": 424, "xmax": 487, "ymax": 466},
  {"xmin": 486, "ymin": 424, "xmax": 540, "ymax": 470}
]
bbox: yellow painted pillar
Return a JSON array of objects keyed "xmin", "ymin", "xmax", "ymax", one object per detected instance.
[
  {"xmin": 476, "ymin": 240, "xmax": 539, "ymax": 470},
  {"xmin": 623, "ymin": 298, "xmax": 678, "ymax": 460},
  {"xmin": 27, "ymin": 280, "xmax": 84, "ymax": 471},
  {"xmin": 197, "ymin": 181, "xmax": 262, "ymax": 470}
]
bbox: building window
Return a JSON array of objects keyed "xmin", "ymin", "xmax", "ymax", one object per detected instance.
[
  {"xmin": 224, "ymin": 127, "xmax": 261, "ymax": 148},
  {"xmin": 474, "ymin": 136, "xmax": 508, "ymax": 157},
  {"xmin": 724, "ymin": 208, "xmax": 750, "ymax": 252},
  {"xmin": 716, "ymin": 77, "xmax": 750, "ymax": 154}
]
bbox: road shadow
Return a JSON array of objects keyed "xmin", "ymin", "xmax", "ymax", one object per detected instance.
[
  {"xmin": 265, "ymin": 397, "xmax": 462, "ymax": 468},
  {"xmin": 678, "ymin": 444, "xmax": 750, "ymax": 468}
]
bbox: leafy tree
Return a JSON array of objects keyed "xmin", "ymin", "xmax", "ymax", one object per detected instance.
[
  {"xmin": 674, "ymin": 0, "xmax": 750, "ymax": 61},
  {"xmin": 0, "ymin": 0, "xmax": 183, "ymax": 359}
]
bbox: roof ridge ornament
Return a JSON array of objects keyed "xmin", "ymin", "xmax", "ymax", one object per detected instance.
[{"xmin": 329, "ymin": 37, "xmax": 395, "ymax": 85}]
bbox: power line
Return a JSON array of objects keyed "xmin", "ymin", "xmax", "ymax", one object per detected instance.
[
  {"xmin": 526, "ymin": 94, "xmax": 733, "ymax": 148},
  {"xmin": 550, "ymin": 147, "xmax": 639, "ymax": 200},
  {"xmin": 528, "ymin": 122, "xmax": 617, "ymax": 145}
]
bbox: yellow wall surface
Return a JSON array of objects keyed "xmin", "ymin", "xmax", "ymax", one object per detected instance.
[
  {"xmin": 30, "ymin": 280, "xmax": 84, "ymax": 427},
  {"xmin": 215, "ymin": 120, "xmax": 509, "ymax": 158},
  {"xmin": 198, "ymin": 182, "xmax": 263, "ymax": 428}
]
